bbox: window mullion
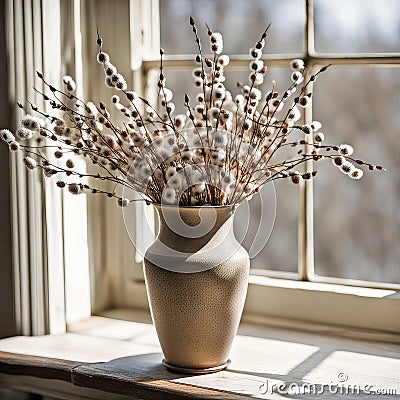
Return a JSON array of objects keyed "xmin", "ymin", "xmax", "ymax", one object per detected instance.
[
  {"xmin": 305, "ymin": 0, "xmax": 315, "ymax": 57},
  {"xmin": 311, "ymin": 55, "xmax": 400, "ymax": 65},
  {"xmin": 142, "ymin": 56, "xmax": 300, "ymax": 72},
  {"xmin": 298, "ymin": 0, "xmax": 315, "ymax": 281},
  {"xmin": 298, "ymin": 64, "xmax": 316, "ymax": 282}
]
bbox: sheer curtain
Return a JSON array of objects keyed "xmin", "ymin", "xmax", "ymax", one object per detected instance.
[{"xmin": 5, "ymin": 0, "xmax": 91, "ymax": 336}]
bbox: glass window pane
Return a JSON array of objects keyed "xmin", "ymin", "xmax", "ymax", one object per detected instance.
[
  {"xmin": 234, "ymin": 179, "xmax": 298, "ymax": 273},
  {"xmin": 313, "ymin": 67, "xmax": 400, "ymax": 284},
  {"xmin": 160, "ymin": 0, "xmax": 305, "ymax": 55},
  {"xmin": 314, "ymin": 0, "xmax": 400, "ymax": 53}
]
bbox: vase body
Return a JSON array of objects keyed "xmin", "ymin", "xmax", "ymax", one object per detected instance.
[{"xmin": 144, "ymin": 205, "xmax": 250, "ymax": 372}]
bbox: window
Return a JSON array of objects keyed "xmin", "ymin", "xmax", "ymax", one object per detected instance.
[{"xmin": 142, "ymin": 0, "xmax": 400, "ymax": 287}]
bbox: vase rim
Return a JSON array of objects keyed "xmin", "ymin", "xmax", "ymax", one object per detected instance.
[{"xmin": 152, "ymin": 203, "xmax": 237, "ymax": 210}]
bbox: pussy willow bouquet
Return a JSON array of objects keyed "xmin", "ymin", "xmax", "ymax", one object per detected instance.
[{"xmin": 1, "ymin": 18, "xmax": 383, "ymax": 207}]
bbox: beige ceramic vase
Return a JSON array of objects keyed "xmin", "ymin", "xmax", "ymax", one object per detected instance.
[{"xmin": 144, "ymin": 205, "xmax": 250, "ymax": 374}]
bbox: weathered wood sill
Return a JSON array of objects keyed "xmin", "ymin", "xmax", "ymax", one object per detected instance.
[{"xmin": 0, "ymin": 309, "xmax": 398, "ymax": 399}]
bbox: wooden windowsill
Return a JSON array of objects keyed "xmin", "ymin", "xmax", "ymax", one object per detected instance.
[{"xmin": 0, "ymin": 309, "xmax": 399, "ymax": 399}]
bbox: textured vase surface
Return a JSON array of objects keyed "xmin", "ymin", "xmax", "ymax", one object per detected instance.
[{"xmin": 144, "ymin": 205, "xmax": 250, "ymax": 371}]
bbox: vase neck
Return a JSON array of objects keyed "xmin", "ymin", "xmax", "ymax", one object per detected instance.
[{"xmin": 154, "ymin": 206, "xmax": 235, "ymax": 252}]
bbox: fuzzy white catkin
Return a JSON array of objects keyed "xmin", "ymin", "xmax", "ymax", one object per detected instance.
[
  {"xmin": 21, "ymin": 115, "xmax": 41, "ymax": 132},
  {"xmin": 166, "ymin": 166, "xmax": 177, "ymax": 180},
  {"xmin": 105, "ymin": 77, "xmax": 114, "ymax": 88},
  {"xmin": 62, "ymin": 75, "xmax": 73, "ymax": 84},
  {"xmin": 350, "ymin": 168, "xmax": 364, "ymax": 180},
  {"xmin": 218, "ymin": 55, "xmax": 230, "ymax": 66},
  {"xmin": 115, "ymin": 75, "xmax": 127, "ymax": 90},
  {"xmin": 311, "ymin": 121, "xmax": 322, "ymax": 131},
  {"xmin": 118, "ymin": 198, "xmax": 129, "ymax": 207},
  {"xmin": 249, "ymin": 47, "xmax": 262, "ymax": 59},
  {"xmin": 194, "ymin": 77, "xmax": 203, "ymax": 87},
  {"xmin": 314, "ymin": 132, "xmax": 325, "ymax": 142},
  {"xmin": 333, "ymin": 156, "xmax": 345, "ymax": 167},
  {"xmin": 16, "ymin": 127, "xmax": 33, "ymax": 140},
  {"xmin": 298, "ymin": 96, "xmax": 310, "ymax": 108},
  {"xmin": 174, "ymin": 114, "xmax": 186, "ymax": 129},
  {"xmin": 23, "ymin": 156, "xmax": 37, "ymax": 170},
  {"xmin": 68, "ymin": 183, "xmax": 82, "ymax": 195},
  {"xmin": 249, "ymin": 88, "xmax": 262, "ymax": 101},
  {"xmin": 339, "ymin": 144, "xmax": 354, "ymax": 156},
  {"xmin": 9, "ymin": 141, "xmax": 20, "ymax": 151},
  {"xmin": 86, "ymin": 102, "xmax": 98, "ymax": 116},
  {"xmin": 249, "ymin": 59, "xmax": 264, "ymax": 72},
  {"xmin": 235, "ymin": 94, "xmax": 245, "ymax": 105},
  {"xmin": 340, "ymin": 161, "xmax": 355, "ymax": 175},
  {"xmin": 214, "ymin": 131, "xmax": 228, "ymax": 147},
  {"xmin": 0, "ymin": 129, "xmax": 15, "ymax": 143},
  {"xmin": 192, "ymin": 67, "xmax": 202, "ymax": 78},
  {"xmin": 250, "ymin": 73, "xmax": 264, "ymax": 86},
  {"xmin": 168, "ymin": 172, "xmax": 182, "ymax": 188},
  {"xmin": 162, "ymin": 88, "xmax": 173, "ymax": 103},
  {"xmin": 196, "ymin": 93, "xmax": 205, "ymax": 103},
  {"xmin": 104, "ymin": 62, "xmax": 117, "ymax": 77},
  {"xmin": 97, "ymin": 51, "xmax": 110, "ymax": 64},
  {"xmin": 290, "ymin": 59, "xmax": 305, "ymax": 71},
  {"xmin": 291, "ymin": 71, "xmax": 304, "ymax": 84},
  {"xmin": 62, "ymin": 75, "xmax": 76, "ymax": 92},
  {"xmin": 162, "ymin": 187, "xmax": 176, "ymax": 204},
  {"xmin": 210, "ymin": 32, "xmax": 223, "ymax": 54},
  {"xmin": 166, "ymin": 102, "xmax": 175, "ymax": 114}
]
